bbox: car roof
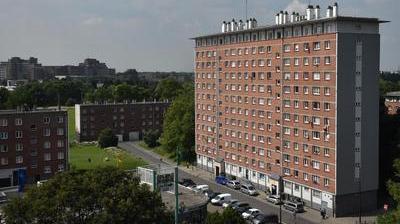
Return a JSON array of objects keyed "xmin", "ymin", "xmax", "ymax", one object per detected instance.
[
  {"xmin": 217, "ymin": 193, "xmax": 231, "ymax": 197},
  {"xmin": 249, "ymin": 208, "xmax": 260, "ymax": 212},
  {"xmin": 196, "ymin": 184, "xmax": 208, "ymax": 188}
]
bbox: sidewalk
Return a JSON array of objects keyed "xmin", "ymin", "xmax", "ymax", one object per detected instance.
[{"xmin": 131, "ymin": 142, "xmax": 378, "ymax": 224}]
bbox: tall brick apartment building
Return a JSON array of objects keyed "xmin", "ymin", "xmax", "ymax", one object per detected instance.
[
  {"xmin": 75, "ymin": 101, "xmax": 170, "ymax": 142},
  {"xmin": 0, "ymin": 109, "xmax": 68, "ymax": 187},
  {"xmin": 193, "ymin": 3, "xmax": 385, "ymax": 216}
]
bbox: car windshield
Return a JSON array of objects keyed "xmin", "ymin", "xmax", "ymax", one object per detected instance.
[{"xmin": 248, "ymin": 186, "xmax": 255, "ymax": 190}]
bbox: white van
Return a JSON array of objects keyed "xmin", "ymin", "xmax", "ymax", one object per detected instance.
[
  {"xmin": 194, "ymin": 184, "xmax": 209, "ymax": 192},
  {"xmin": 211, "ymin": 193, "xmax": 232, "ymax": 206}
]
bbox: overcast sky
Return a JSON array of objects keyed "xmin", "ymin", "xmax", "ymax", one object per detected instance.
[{"xmin": 0, "ymin": 0, "xmax": 398, "ymax": 72}]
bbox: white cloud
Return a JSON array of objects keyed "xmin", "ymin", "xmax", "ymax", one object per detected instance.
[
  {"xmin": 284, "ymin": 0, "xmax": 307, "ymax": 13},
  {"xmin": 82, "ymin": 17, "xmax": 103, "ymax": 26}
]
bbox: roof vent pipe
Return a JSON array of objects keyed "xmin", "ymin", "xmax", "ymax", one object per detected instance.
[
  {"xmin": 231, "ymin": 19, "xmax": 236, "ymax": 31},
  {"xmin": 278, "ymin": 11, "xmax": 283, "ymax": 24},
  {"xmin": 221, "ymin": 21, "xmax": 226, "ymax": 33},
  {"xmin": 315, "ymin": 5, "xmax": 320, "ymax": 19},
  {"xmin": 275, "ymin": 14, "xmax": 280, "ymax": 25},
  {"xmin": 333, "ymin": 2, "xmax": 338, "ymax": 17},
  {"xmin": 290, "ymin": 12, "xmax": 296, "ymax": 23},
  {"xmin": 252, "ymin": 18, "xmax": 257, "ymax": 28},
  {"xmin": 227, "ymin": 22, "xmax": 231, "ymax": 32},
  {"xmin": 326, "ymin": 6, "xmax": 333, "ymax": 18},
  {"xmin": 238, "ymin": 20, "xmax": 243, "ymax": 30},
  {"xmin": 306, "ymin": 5, "xmax": 313, "ymax": 20},
  {"xmin": 283, "ymin": 11, "xmax": 288, "ymax": 24}
]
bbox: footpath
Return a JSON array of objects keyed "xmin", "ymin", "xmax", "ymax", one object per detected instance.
[{"xmin": 129, "ymin": 142, "xmax": 379, "ymax": 224}]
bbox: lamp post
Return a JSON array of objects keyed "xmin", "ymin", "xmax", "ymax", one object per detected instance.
[{"xmin": 174, "ymin": 146, "xmax": 181, "ymax": 224}]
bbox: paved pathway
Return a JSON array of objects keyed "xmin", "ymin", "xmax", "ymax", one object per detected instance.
[{"xmin": 119, "ymin": 142, "xmax": 378, "ymax": 224}]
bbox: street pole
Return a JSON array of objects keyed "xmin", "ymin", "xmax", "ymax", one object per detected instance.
[
  {"xmin": 174, "ymin": 147, "xmax": 180, "ymax": 224},
  {"xmin": 279, "ymin": 194, "xmax": 282, "ymax": 224},
  {"xmin": 358, "ymin": 179, "xmax": 362, "ymax": 224}
]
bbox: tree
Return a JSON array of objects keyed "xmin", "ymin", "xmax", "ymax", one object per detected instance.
[
  {"xmin": 0, "ymin": 88, "xmax": 9, "ymax": 109},
  {"xmin": 206, "ymin": 207, "xmax": 246, "ymax": 224},
  {"xmin": 98, "ymin": 128, "xmax": 118, "ymax": 148},
  {"xmin": 160, "ymin": 84, "xmax": 195, "ymax": 163},
  {"xmin": 2, "ymin": 167, "xmax": 172, "ymax": 224},
  {"xmin": 154, "ymin": 78, "xmax": 183, "ymax": 100},
  {"xmin": 144, "ymin": 129, "xmax": 161, "ymax": 148}
]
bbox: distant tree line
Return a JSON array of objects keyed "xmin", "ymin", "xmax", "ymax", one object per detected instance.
[
  {"xmin": 380, "ymin": 71, "xmax": 400, "ymax": 95},
  {"xmin": 0, "ymin": 76, "xmax": 190, "ymax": 110}
]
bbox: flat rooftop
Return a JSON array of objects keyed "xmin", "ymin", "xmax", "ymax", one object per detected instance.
[
  {"xmin": 76, "ymin": 101, "xmax": 170, "ymax": 107},
  {"xmin": 161, "ymin": 186, "xmax": 208, "ymax": 210},
  {"xmin": 0, "ymin": 108, "xmax": 66, "ymax": 115}
]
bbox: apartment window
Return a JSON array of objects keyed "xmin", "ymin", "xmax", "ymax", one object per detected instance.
[
  {"xmin": 283, "ymin": 168, "xmax": 290, "ymax": 176},
  {"xmin": 58, "ymin": 116, "xmax": 64, "ymax": 123},
  {"xmin": 303, "ymin": 144, "xmax": 309, "ymax": 152},
  {"xmin": 313, "ymin": 57, "xmax": 320, "ymax": 66},
  {"xmin": 313, "ymin": 72, "xmax": 321, "ymax": 81},
  {"xmin": 0, "ymin": 119, "xmax": 7, "ymax": 127},
  {"xmin": 44, "ymin": 166, "xmax": 52, "ymax": 174},
  {"xmin": 16, "ymin": 144, "xmax": 23, "ymax": 152},
  {"xmin": 312, "ymin": 161, "xmax": 320, "ymax": 170},
  {"xmin": 294, "ymin": 72, "xmax": 299, "ymax": 80},
  {"xmin": 324, "ymin": 178, "xmax": 330, "ymax": 186},
  {"xmin": 16, "ymin": 156, "xmax": 23, "ymax": 164},
  {"xmin": 44, "ymin": 141, "xmax": 51, "ymax": 149},
  {"xmin": 258, "ymin": 59, "xmax": 265, "ymax": 67},
  {"xmin": 284, "ymin": 44, "xmax": 290, "ymax": 52},
  {"xmin": 312, "ymin": 175, "xmax": 320, "ymax": 184},
  {"xmin": 303, "ymin": 57, "xmax": 309, "ymax": 66},
  {"xmin": 258, "ymin": 46, "xmax": 265, "ymax": 53},
  {"xmin": 324, "ymin": 87, "xmax": 331, "ymax": 96},
  {"xmin": 324, "ymin": 148, "xmax": 330, "ymax": 157},
  {"xmin": 43, "ymin": 128, "xmax": 51, "ymax": 137},
  {"xmin": 312, "ymin": 131, "xmax": 321, "ymax": 140},
  {"xmin": 324, "ymin": 163, "xmax": 330, "ymax": 172},
  {"xmin": 283, "ymin": 58, "xmax": 290, "ymax": 66},
  {"xmin": 304, "ymin": 43, "xmax": 310, "ymax": 51},
  {"xmin": 252, "ymin": 47, "xmax": 257, "ymax": 54},
  {"xmin": 16, "ymin": 131, "xmax": 23, "ymax": 139},
  {"xmin": 58, "ymin": 164, "xmax": 64, "ymax": 172},
  {"xmin": 312, "ymin": 102, "xmax": 320, "ymax": 110},
  {"xmin": 294, "ymin": 58, "xmax": 300, "ymax": 66},
  {"xmin": 15, "ymin": 118, "xmax": 22, "ymax": 126},
  {"xmin": 312, "ymin": 87, "xmax": 320, "ymax": 95},
  {"xmin": 324, "ymin": 72, "xmax": 331, "ymax": 80},
  {"xmin": 57, "ymin": 140, "xmax": 64, "ymax": 148},
  {"xmin": 304, "ymin": 173, "xmax": 309, "ymax": 181},
  {"xmin": 324, "ymin": 41, "xmax": 331, "ymax": 49},
  {"xmin": 1, "ymin": 158, "xmax": 8, "ymax": 165},
  {"xmin": 303, "ymin": 87, "xmax": 309, "ymax": 94},
  {"xmin": 325, "ymin": 56, "xmax": 331, "ymax": 65},
  {"xmin": 267, "ymin": 59, "xmax": 272, "ymax": 67},
  {"xmin": 0, "ymin": 145, "xmax": 7, "ymax": 153},
  {"xmin": 44, "ymin": 117, "xmax": 50, "ymax": 124},
  {"xmin": 313, "ymin": 42, "xmax": 321, "ymax": 50},
  {"xmin": 266, "ymin": 46, "xmax": 272, "ymax": 53},
  {"xmin": 294, "ymin": 44, "xmax": 299, "ymax": 51},
  {"xmin": 324, "ymin": 103, "xmax": 331, "ymax": 111}
]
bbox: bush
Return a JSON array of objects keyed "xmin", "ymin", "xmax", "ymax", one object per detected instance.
[
  {"xmin": 98, "ymin": 128, "xmax": 118, "ymax": 148},
  {"xmin": 144, "ymin": 130, "xmax": 161, "ymax": 148}
]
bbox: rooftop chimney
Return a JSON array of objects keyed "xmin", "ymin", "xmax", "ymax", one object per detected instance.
[
  {"xmin": 221, "ymin": 21, "xmax": 226, "ymax": 33},
  {"xmin": 275, "ymin": 13, "xmax": 279, "ymax": 25},
  {"xmin": 315, "ymin": 5, "xmax": 321, "ymax": 19},
  {"xmin": 306, "ymin": 5, "xmax": 314, "ymax": 20},
  {"xmin": 326, "ymin": 6, "xmax": 333, "ymax": 18},
  {"xmin": 290, "ymin": 12, "xmax": 296, "ymax": 23}
]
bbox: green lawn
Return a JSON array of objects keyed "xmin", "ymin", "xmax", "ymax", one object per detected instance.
[
  {"xmin": 138, "ymin": 141, "xmax": 174, "ymax": 158},
  {"xmin": 69, "ymin": 143, "xmax": 146, "ymax": 170},
  {"xmin": 67, "ymin": 107, "xmax": 75, "ymax": 143}
]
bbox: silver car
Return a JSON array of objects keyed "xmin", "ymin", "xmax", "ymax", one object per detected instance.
[
  {"xmin": 240, "ymin": 184, "xmax": 258, "ymax": 196},
  {"xmin": 266, "ymin": 195, "xmax": 281, "ymax": 205},
  {"xmin": 226, "ymin": 180, "xmax": 241, "ymax": 190}
]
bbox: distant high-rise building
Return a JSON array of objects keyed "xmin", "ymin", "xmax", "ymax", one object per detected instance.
[
  {"xmin": 0, "ymin": 57, "xmax": 47, "ymax": 81},
  {"xmin": 193, "ymin": 3, "xmax": 386, "ymax": 216}
]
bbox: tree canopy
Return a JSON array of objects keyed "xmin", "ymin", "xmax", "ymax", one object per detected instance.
[
  {"xmin": 98, "ymin": 128, "xmax": 119, "ymax": 148},
  {"xmin": 2, "ymin": 167, "xmax": 172, "ymax": 224},
  {"xmin": 160, "ymin": 84, "xmax": 195, "ymax": 163},
  {"xmin": 206, "ymin": 207, "xmax": 246, "ymax": 224}
]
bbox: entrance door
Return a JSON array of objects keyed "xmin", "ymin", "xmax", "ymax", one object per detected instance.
[
  {"xmin": 215, "ymin": 166, "xmax": 220, "ymax": 176},
  {"xmin": 245, "ymin": 169, "xmax": 249, "ymax": 179}
]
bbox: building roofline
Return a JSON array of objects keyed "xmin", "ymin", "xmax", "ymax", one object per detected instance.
[
  {"xmin": 0, "ymin": 109, "xmax": 66, "ymax": 115},
  {"xmin": 76, "ymin": 101, "xmax": 170, "ymax": 107},
  {"xmin": 190, "ymin": 16, "xmax": 388, "ymax": 40},
  {"xmin": 386, "ymin": 91, "xmax": 400, "ymax": 97}
]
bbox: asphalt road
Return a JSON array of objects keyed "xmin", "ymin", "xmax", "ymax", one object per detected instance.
[{"xmin": 119, "ymin": 142, "xmax": 317, "ymax": 224}]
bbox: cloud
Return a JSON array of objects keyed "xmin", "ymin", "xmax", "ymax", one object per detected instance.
[
  {"xmin": 284, "ymin": 0, "xmax": 307, "ymax": 13},
  {"xmin": 82, "ymin": 17, "xmax": 104, "ymax": 26}
]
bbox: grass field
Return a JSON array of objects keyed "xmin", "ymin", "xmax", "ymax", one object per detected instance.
[
  {"xmin": 67, "ymin": 107, "xmax": 75, "ymax": 143},
  {"xmin": 138, "ymin": 141, "xmax": 174, "ymax": 159},
  {"xmin": 69, "ymin": 143, "xmax": 146, "ymax": 170}
]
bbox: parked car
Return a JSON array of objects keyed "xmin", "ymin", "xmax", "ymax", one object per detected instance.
[
  {"xmin": 215, "ymin": 176, "xmax": 229, "ymax": 185},
  {"xmin": 0, "ymin": 192, "xmax": 8, "ymax": 204},
  {"xmin": 179, "ymin": 178, "xmax": 196, "ymax": 188},
  {"xmin": 266, "ymin": 195, "xmax": 281, "ymax": 205},
  {"xmin": 194, "ymin": 184, "xmax": 209, "ymax": 193},
  {"xmin": 242, "ymin": 208, "xmax": 261, "ymax": 219},
  {"xmin": 240, "ymin": 184, "xmax": 258, "ymax": 196},
  {"xmin": 283, "ymin": 201, "xmax": 305, "ymax": 213},
  {"xmin": 232, "ymin": 202, "xmax": 250, "ymax": 211},
  {"xmin": 222, "ymin": 199, "xmax": 238, "ymax": 208},
  {"xmin": 226, "ymin": 180, "xmax": 241, "ymax": 190},
  {"xmin": 211, "ymin": 193, "xmax": 232, "ymax": 206},
  {"xmin": 252, "ymin": 214, "xmax": 279, "ymax": 224},
  {"xmin": 204, "ymin": 190, "xmax": 221, "ymax": 201}
]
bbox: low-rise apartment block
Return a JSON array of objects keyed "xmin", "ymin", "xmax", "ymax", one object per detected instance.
[
  {"xmin": 75, "ymin": 101, "xmax": 170, "ymax": 142},
  {"xmin": 0, "ymin": 109, "xmax": 68, "ymax": 187}
]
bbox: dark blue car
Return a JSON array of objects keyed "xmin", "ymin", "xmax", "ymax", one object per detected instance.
[{"xmin": 215, "ymin": 176, "xmax": 228, "ymax": 185}]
